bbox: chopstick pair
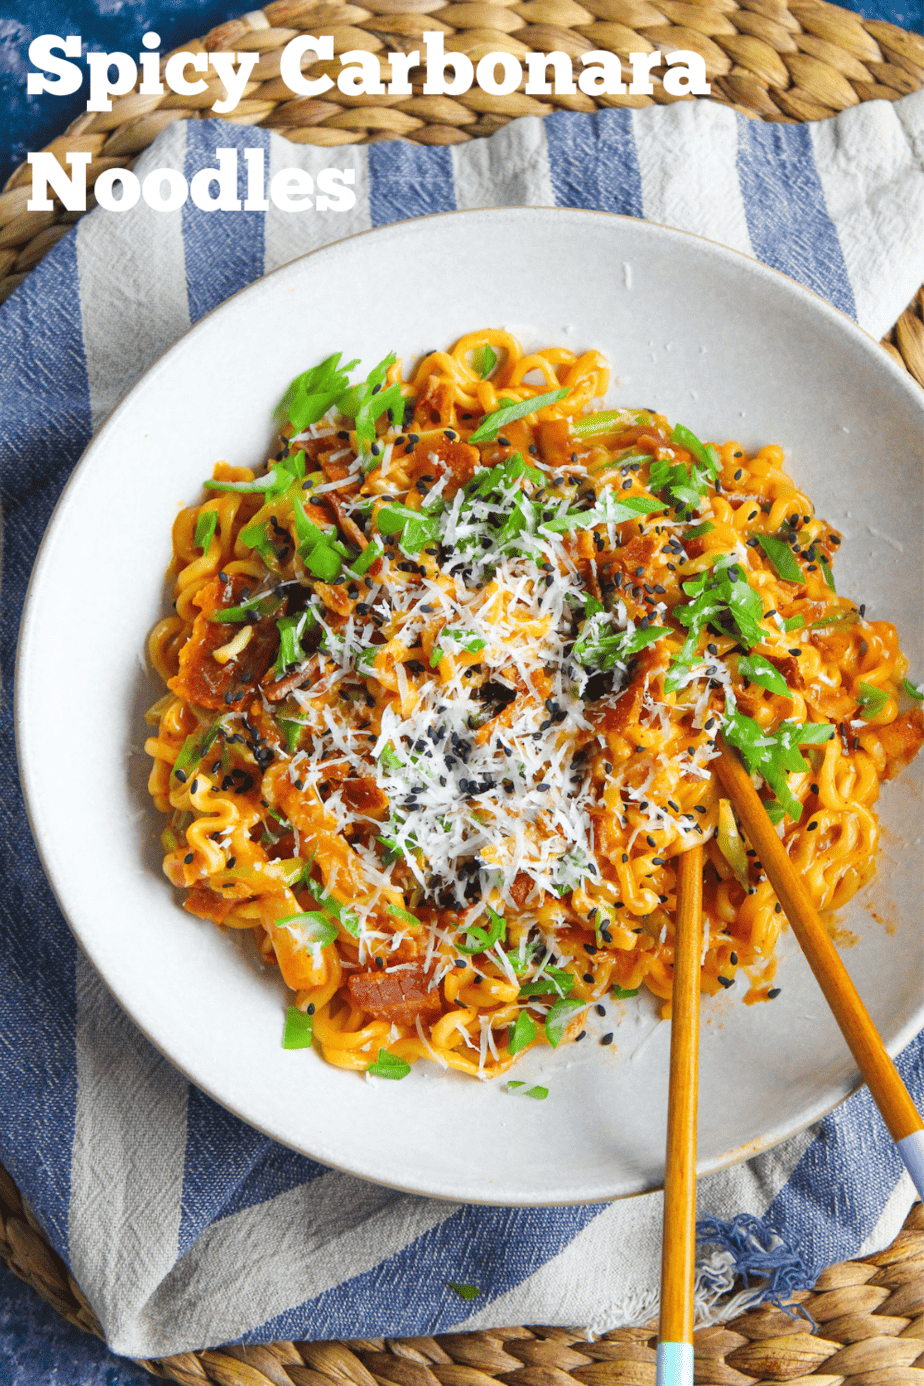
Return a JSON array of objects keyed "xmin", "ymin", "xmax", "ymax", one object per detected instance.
[{"xmin": 656, "ymin": 745, "xmax": 924, "ymax": 1386}]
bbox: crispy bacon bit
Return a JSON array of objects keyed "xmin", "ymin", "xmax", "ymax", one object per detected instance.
[
  {"xmin": 261, "ymin": 655, "xmax": 320, "ymax": 703},
  {"xmin": 348, "ymin": 962, "xmax": 441, "ymax": 1025},
  {"xmin": 184, "ymin": 887, "xmax": 240, "ymax": 925},
  {"xmin": 170, "ymin": 574, "xmax": 282, "ymax": 711},
  {"xmin": 340, "ymin": 776, "xmax": 389, "ymax": 819},
  {"xmin": 414, "ymin": 432, "xmax": 480, "ymax": 487},
  {"xmin": 509, "ymin": 872, "xmax": 535, "ymax": 910},
  {"xmin": 877, "ymin": 709, "xmax": 924, "ymax": 781}
]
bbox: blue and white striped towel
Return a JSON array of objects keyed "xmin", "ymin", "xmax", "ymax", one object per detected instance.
[{"xmin": 1, "ymin": 95, "xmax": 923, "ymax": 1360}]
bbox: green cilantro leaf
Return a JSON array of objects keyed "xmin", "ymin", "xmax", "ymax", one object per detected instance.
[
  {"xmin": 544, "ymin": 997, "xmax": 587, "ymax": 1048},
  {"xmin": 857, "ymin": 681, "xmax": 889, "ymax": 717},
  {"xmin": 282, "ymin": 1006, "xmax": 314, "ymax": 1050},
  {"xmin": 367, "ymin": 1049, "xmax": 411, "ymax": 1079},
  {"xmin": 194, "ymin": 509, "xmax": 218, "ymax": 553},
  {"xmin": 508, "ymin": 1009, "xmax": 537, "ymax": 1054},
  {"xmin": 468, "ymin": 387, "xmax": 568, "ymax": 444},
  {"xmin": 737, "ymin": 654, "xmax": 792, "ymax": 699},
  {"xmin": 756, "ymin": 534, "xmax": 803, "ymax": 584}
]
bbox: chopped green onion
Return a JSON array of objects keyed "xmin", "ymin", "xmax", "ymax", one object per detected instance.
[
  {"xmin": 367, "ymin": 1049, "xmax": 411, "ymax": 1079},
  {"xmin": 902, "ymin": 677, "xmax": 923, "ymax": 701},
  {"xmin": 717, "ymin": 798, "xmax": 750, "ymax": 890},
  {"xmin": 525, "ymin": 1085, "xmax": 548, "ymax": 1100},
  {"xmin": 278, "ymin": 717, "xmax": 307, "ymax": 753},
  {"xmin": 194, "ymin": 509, "xmax": 218, "ymax": 553},
  {"xmin": 240, "ymin": 520, "xmax": 276, "ymax": 563},
  {"xmin": 807, "ymin": 611, "xmax": 859, "ymax": 629},
  {"xmin": 612, "ymin": 986, "xmax": 639, "ymax": 1000},
  {"xmin": 472, "ymin": 344, "xmax": 498, "ymax": 378},
  {"xmin": 518, "ymin": 966, "xmax": 574, "ymax": 998},
  {"xmin": 544, "ymin": 997, "xmax": 587, "ymax": 1048},
  {"xmin": 507, "ymin": 1081, "xmax": 525, "ymax": 1089},
  {"xmin": 305, "ymin": 542, "xmax": 342, "ymax": 582},
  {"xmin": 857, "ymin": 681, "xmax": 889, "ymax": 717},
  {"xmin": 756, "ymin": 534, "xmax": 803, "ymax": 584},
  {"xmin": 172, "ymin": 722, "xmax": 221, "ymax": 778},
  {"xmin": 387, "ymin": 903, "xmax": 420, "ymax": 927},
  {"xmin": 684, "ymin": 521, "xmax": 715, "ymax": 539},
  {"xmin": 571, "ymin": 409, "xmax": 647, "ymax": 439},
  {"xmin": 282, "ymin": 1006, "xmax": 314, "ymax": 1050},
  {"xmin": 350, "ymin": 538, "xmax": 383, "ymax": 576},
  {"xmin": 722, "ymin": 709, "xmax": 835, "ymax": 821},
  {"xmin": 456, "ymin": 906, "xmax": 505, "ymax": 956},
  {"xmin": 468, "ymin": 387, "xmax": 568, "ymax": 444},
  {"xmin": 737, "ymin": 654, "xmax": 792, "ymax": 699},
  {"xmin": 447, "ymin": 1282, "xmax": 480, "ymax": 1300},
  {"xmin": 819, "ymin": 558, "xmax": 836, "ymax": 592},
  {"xmin": 210, "ymin": 593, "xmax": 283, "ymax": 625},
  {"xmin": 542, "ymin": 492, "xmax": 666, "ymax": 533},
  {"xmin": 762, "ymin": 799, "xmax": 787, "ymax": 826},
  {"xmin": 277, "ymin": 352, "xmax": 360, "ymax": 433},
  {"xmin": 275, "ymin": 912, "xmax": 338, "ymax": 948},
  {"xmin": 783, "ymin": 614, "xmax": 805, "ymax": 632},
  {"xmin": 670, "ymin": 424, "xmax": 721, "ymax": 480},
  {"xmin": 204, "ymin": 466, "xmax": 287, "ymax": 495},
  {"xmin": 508, "ymin": 1009, "xmax": 537, "ymax": 1054}
]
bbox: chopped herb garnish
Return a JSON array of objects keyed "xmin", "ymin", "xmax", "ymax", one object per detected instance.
[
  {"xmin": 819, "ymin": 557, "xmax": 836, "ymax": 592},
  {"xmin": 350, "ymin": 538, "xmax": 383, "ymax": 576},
  {"xmin": 456, "ymin": 906, "xmax": 505, "ymax": 955},
  {"xmin": 783, "ymin": 614, "xmax": 805, "ymax": 632},
  {"xmin": 684, "ymin": 521, "xmax": 715, "ymax": 539},
  {"xmin": 447, "ymin": 1282, "xmax": 480, "ymax": 1300},
  {"xmin": 472, "ymin": 343, "xmax": 498, "ymax": 378},
  {"xmin": 367, "ymin": 1049, "xmax": 411, "ymax": 1079},
  {"xmin": 518, "ymin": 966, "xmax": 574, "ymax": 998},
  {"xmin": 194, "ymin": 509, "xmax": 218, "ymax": 553},
  {"xmin": 541, "ymin": 491, "xmax": 665, "ymax": 533},
  {"xmin": 525, "ymin": 1085, "xmax": 548, "ymax": 1100},
  {"xmin": 275, "ymin": 912, "xmax": 339, "ymax": 948},
  {"xmin": 612, "ymin": 985, "xmax": 639, "ymax": 1000},
  {"xmin": 544, "ymin": 997, "xmax": 587, "ymax": 1048},
  {"xmin": 277, "ymin": 352, "xmax": 359, "ymax": 433},
  {"xmin": 902, "ymin": 677, "xmax": 923, "ymax": 701},
  {"xmin": 857, "ymin": 681, "xmax": 889, "ymax": 717},
  {"xmin": 282, "ymin": 1006, "xmax": 314, "ymax": 1050},
  {"xmin": 722, "ymin": 709, "xmax": 835, "ymax": 821},
  {"xmin": 468, "ymin": 387, "xmax": 568, "ymax": 444},
  {"xmin": 737, "ymin": 654, "xmax": 791, "ymax": 699},
  {"xmin": 571, "ymin": 408, "xmax": 648, "ymax": 439},
  {"xmin": 756, "ymin": 534, "xmax": 803, "ymax": 584},
  {"xmin": 508, "ymin": 1008, "xmax": 537, "ymax": 1054},
  {"xmin": 670, "ymin": 423, "xmax": 721, "ymax": 480}
]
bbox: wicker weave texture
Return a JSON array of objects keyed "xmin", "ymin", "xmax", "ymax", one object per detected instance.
[
  {"xmin": 0, "ymin": 0, "xmax": 922, "ymax": 306},
  {"xmin": 1, "ymin": 1160, "xmax": 923, "ymax": 1385}
]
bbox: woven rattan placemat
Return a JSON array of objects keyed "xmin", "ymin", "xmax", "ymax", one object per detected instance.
[
  {"xmin": 0, "ymin": 0, "xmax": 922, "ymax": 381},
  {"xmin": 2, "ymin": 0, "xmax": 923, "ymax": 1377}
]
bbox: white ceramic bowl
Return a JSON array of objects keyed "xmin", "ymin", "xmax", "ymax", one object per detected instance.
[{"xmin": 17, "ymin": 209, "xmax": 924, "ymax": 1205}]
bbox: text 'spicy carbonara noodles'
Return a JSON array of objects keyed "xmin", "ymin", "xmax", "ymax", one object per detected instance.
[{"xmin": 145, "ymin": 332, "xmax": 924, "ymax": 1079}]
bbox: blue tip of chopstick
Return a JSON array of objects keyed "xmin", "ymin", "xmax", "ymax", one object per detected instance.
[
  {"xmin": 897, "ymin": 1129, "xmax": 924, "ymax": 1200},
  {"xmin": 656, "ymin": 1342, "xmax": 694, "ymax": 1386}
]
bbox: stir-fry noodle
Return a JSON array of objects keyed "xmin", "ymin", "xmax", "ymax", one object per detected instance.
[{"xmin": 145, "ymin": 332, "xmax": 924, "ymax": 1078}]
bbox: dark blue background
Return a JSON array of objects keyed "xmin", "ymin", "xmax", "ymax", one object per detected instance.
[
  {"xmin": 1, "ymin": 0, "xmax": 922, "ymax": 189},
  {"xmin": 0, "ymin": 0, "xmax": 921, "ymax": 1380}
]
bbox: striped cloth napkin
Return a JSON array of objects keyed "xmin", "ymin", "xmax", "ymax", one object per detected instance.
[{"xmin": 2, "ymin": 94, "xmax": 923, "ymax": 1360}]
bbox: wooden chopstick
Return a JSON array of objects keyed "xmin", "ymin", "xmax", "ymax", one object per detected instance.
[
  {"xmin": 657, "ymin": 843, "xmax": 703, "ymax": 1386},
  {"xmin": 714, "ymin": 735, "xmax": 924, "ymax": 1198}
]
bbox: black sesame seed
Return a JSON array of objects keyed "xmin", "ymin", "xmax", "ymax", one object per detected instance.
[
  {"xmin": 184, "ymin": 853, "xmax": 194, "ymax": 864},
  {"xmin": 768, "ymin": 988, "xmax": 781, "ymax": 999},
  {"xmin": 600, "ymin": 1032, "xmax": 613, "ymax": 1045},
  {"xmin": 718, "ymin": 975, "xmax": 734, "ymax": 988}
]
